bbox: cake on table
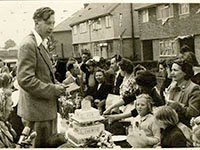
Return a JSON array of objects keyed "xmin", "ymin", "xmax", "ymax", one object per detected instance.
[{"xmin": 67, "ymin": 98, "xmax": 105, "ymax": 146}]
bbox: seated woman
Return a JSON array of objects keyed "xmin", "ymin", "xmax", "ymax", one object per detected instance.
[
  {"xmin": 167, "ymin": 59, "xmax": 200, "ymax": 127},
  {"xmin": 154, "ymin": 106, "xmax": 187, "ymax": 148},
  {"xmin": 158, "ymin": 59, "xmax": 172, "ymax": 102},
  {"xmin": 86, "ymin": 68, "xmax": 113, "ymax": 114},
  {"xmin": 103, "ymin": 58, "xmax": 139, "ymax": 115},
  {"xmin": 127, "ymin": 94, "xmax": 160, "ymax": 148}
]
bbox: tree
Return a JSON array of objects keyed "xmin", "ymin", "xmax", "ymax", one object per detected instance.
[{"xmin": 4, "ymin": 39, "xmax": 16, "ymax": 49}]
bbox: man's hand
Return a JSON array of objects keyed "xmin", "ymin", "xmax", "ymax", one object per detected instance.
[{"xmin": 55, "ymin": 84, "xmax": 67, "ymax": 96}]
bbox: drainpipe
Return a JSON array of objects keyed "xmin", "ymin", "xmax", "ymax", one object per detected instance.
[
  {"xmin": 88, "ymin": 20, "xmax": 93, "ymax": 55},
  {"xmin": 120, "ymin": 28, "xmax": 127, "ymax": 57},
  {"xmin": 61, "ymin": 43, "xmax": 64, "ymax": 58},
  {"xmin": 130, "ymin": 3, "xmax": 135, "ymax": 60}
]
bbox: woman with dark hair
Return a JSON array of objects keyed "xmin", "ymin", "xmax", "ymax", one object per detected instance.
[
  {"xmin": 135, "ymin": 70, "xmax": 165, "ymax": 107},
  {"xmin": 86, "ymin": 68, "xmax": 113, "ymax": 114},
  {"xmin": 180, "ymin": 51, "xmax": 200, "ymax": 85},
  {"xmin": 158, "ymin": 59, "xmax": 172, "ymax": 102},
  {"xmin": 167, "ymin": 59, "xmax": 200, "ymax": 126},
  {"xmin": 103, "ymin": 58, "xmax": 137, "ymax": 115}
]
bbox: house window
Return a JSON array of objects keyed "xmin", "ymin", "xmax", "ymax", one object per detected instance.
[
  {"xmin": 80, "ymin": 22, "xmax": 87, "ymax": 33},
  {"xmin": 159, "ymin": 39, "xmax": 177, "ymax": 57},
  {"xmin": 92, "ymin": 18, "xmax": 101, "ymax": 31},
  {"xmin": 92, "ymin": 22, "xmax": 97, "ymax": 31},
  {"xmin": 142, "ymin": 9, "xmax": 149, "ymax": 23},
  {"xmin": 179, "ymin": 4, "xmax": 189, "ymax": 15},
  {"xmin": 105, "ymin": 15, "xmax": 111, "ymax": 28},
  {"xmin": 73, "ymin": 25, "xmax": 77, "ymax": 34},
  {"xmin": 97, "ymin": 18, "xmax": 101, "ymax": 29},
  {"xmin": 157, "ymin": 4, "xmax": 174, "ymax": 20},
  {"xmin": 119, "ymin": 13, "xmax": 123, "ymax": 26}
]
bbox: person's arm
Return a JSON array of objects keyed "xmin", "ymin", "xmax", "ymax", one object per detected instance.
[
  {"xmin": 183, "ymin": 85, "xmax": 200, "ymax": 119},
  {"xmin": 105, "ymin": 112, "xmax": 132, "ymax": 123},
  {"xmin": 146, "ymin": 118, "xmax": 161, "ymax": 146},
  {"xmin": 103, "ymin": 98, "xmax": 125, "ymax": 115}
]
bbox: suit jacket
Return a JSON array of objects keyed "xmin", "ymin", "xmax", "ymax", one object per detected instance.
[
  {"xmin": 169, "ymin": 80, "xmax": 200, "ymax": 126},
  {"xmin": 17, "ymin": 33, "xmax": 60, "ymax": 121}
]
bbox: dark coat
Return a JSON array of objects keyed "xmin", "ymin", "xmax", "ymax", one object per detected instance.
[
  {"xmin": 87, "ymin": 82, "xmax": 113, "ymax": 101},
  {"xmin": 161, "ymin": 125, "xmax": 187, "ymax": 148}
]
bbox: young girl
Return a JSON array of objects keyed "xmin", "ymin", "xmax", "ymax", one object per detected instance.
[{"xmin": 127, "ymin": 94, "xmax": 160, "ymax": 148}]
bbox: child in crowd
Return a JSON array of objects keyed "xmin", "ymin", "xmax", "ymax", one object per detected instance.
[
  {"xmin": 168, "ymin": 102, "xmax": 193, "ymax": 147},
  {"xmin": 154, "ymin": 106, "xmax": 187, "ymax": 148},
  {"xmin": 127, "ymin": 94, "xmax": 160, "ymax": 148}
]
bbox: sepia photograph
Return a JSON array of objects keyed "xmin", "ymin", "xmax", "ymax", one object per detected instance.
[{"xmin": 0, "ymin": 0, "xmax": 200, "ymax": 148}]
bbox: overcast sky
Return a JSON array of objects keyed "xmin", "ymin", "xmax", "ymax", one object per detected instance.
[{"xmin": 0, "ymin": 1, "xmax": 84, "ymax": 47}]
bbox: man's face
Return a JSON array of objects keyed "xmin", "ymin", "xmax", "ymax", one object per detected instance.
[
  {"xmin": 71, "ymin": 63, "xmax": 80, "ymax": 76},
  {"xmin": 82, "ymin": 54, "xmax": 89, "ymax": 63},
  {"xmin": 110, "ymin": 58, "xmax": 118, "ymax": 72},
  {"xmin": 95, "ymin": 71, "xmax": 105, "ymax": 83},
  {"xmin": 36, "ymin": 15, "xmax": 55, "ymax": 39}
]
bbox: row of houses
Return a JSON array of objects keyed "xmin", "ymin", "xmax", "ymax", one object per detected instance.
[{"xmin": 53, "ymin": 3, "xmax": 200, "ymax": 63}]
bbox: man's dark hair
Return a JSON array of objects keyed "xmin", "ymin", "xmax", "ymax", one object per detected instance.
[
  {"xmin": 33, "ymin": 7, "xmax": 55, "ymax": 22},
  {"xmin": 66, "ymin": 61, "xmax": 75, "ymax": 71},
  {"xmin": 180, "ymin": 45, "xmax": 192, "ymax": 54},
  {"xmin": 118, "ymin": 58, "xmax": 133, "ymax": 74},
  {"xmin": 173, "ymin": 58, "xmax": 194, "ymax": 80}
]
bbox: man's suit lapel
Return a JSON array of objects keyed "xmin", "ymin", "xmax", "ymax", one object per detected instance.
[{"xmin": 38, "ymin": 44, "xmax": 56, "ymax": 83}]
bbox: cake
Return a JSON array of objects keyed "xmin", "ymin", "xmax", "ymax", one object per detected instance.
[
  {"xmin": 67, "ymin": 97, "xmax": 105, "ymax": 146},
  {"xmin": 74, "ymin": 108, "xmax": 103, "ymax": 123}
]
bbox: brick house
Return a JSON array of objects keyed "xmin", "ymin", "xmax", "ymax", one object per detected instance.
[
  {"xmin": 53, "ymin": 17, "xmax": 73, "ymax": 58},
  {"xmin": 135, "ymin": 3, "xmax": 200, "ymax": 62},
  {"xmin": 69, "ymin": 3, "xmax": 143, "ymax": 60}
]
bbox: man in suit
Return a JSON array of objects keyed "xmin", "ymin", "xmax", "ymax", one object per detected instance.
[
  {"xmin": 107, "ymin": 55, "xmax": 123, "ymax": 95},
  {"xmin": 63, "ymin": 61, "xmax": 81, "ymax": 86},
  {"xmin": 17, "ymin": 7, "xmax": 66, "ymax": 148}
]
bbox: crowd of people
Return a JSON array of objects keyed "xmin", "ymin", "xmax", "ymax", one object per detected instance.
[{"xmin": 1, "ymin": 6, "xmax": 200, "ymax": 148}]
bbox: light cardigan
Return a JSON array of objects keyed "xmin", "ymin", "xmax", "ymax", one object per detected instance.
[{"xmin": 130, "ymin": 113, "xmax": 160, "ymax": 147}]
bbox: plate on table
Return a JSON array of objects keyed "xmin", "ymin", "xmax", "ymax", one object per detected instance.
[{"xmin": 112, "ymin": 135, "xmax": 127, "ymax": 142}]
